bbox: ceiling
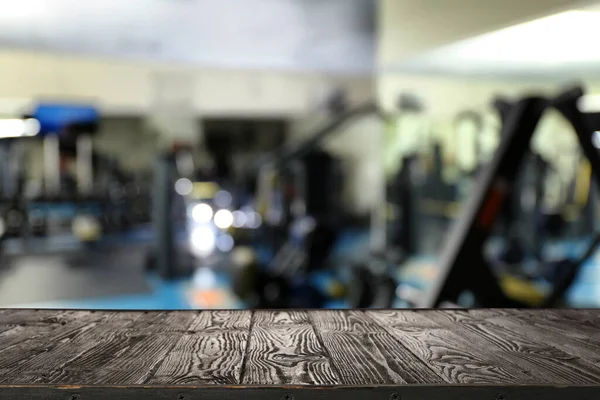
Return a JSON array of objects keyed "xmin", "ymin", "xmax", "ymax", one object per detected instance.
[
  {"xmin": 0, "ymin": 0, "xmax": 375, "ymax": 73},
  {"xmin": 391, "ymin": 3, "xmax": 600, "ymax": 79}
]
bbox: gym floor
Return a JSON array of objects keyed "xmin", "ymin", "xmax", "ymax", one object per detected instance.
[{"xmin": 1, "ymin": 227, "xmax": 599, "ymax": 309}]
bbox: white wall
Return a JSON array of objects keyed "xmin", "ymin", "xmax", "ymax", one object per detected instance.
[
  {"xmin": 0, "ymin": 49, "xmax": 377, "ymax": 213},
  {"xmin": 0, "ymin": 49, "xmax": 373, "ymax": 117}
]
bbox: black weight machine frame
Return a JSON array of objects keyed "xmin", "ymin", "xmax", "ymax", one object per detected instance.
[{"xmin": 415, "ymin": 87, "xmax": 600, "ymax": 308}]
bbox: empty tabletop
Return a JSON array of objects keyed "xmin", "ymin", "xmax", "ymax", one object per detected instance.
[{"xmin": 0, "ymin": 309, "xmax": 599, "ymax": 399}]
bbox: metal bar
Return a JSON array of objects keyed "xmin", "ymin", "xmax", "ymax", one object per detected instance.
[
  {"xmin": 261, "ymin": 102, "xmax": 378, "ymax": 170},
  {"xmin": 43, "ymin": 134, "xmax": 61, "ymax": 196},
  {"xmin": 153, "ymin": 155, "xmax": 176, "ymax": 279},
  {"xmin": 419, "ymin": 96, "xmax": 548, "ymax": 308},
  {"xmin": 0, "ymin": 385, "xmax": 597, "ymax": 400},
  {"xmin": 76, "ymin": 134, "xmax": 94, "ymax": 196}
]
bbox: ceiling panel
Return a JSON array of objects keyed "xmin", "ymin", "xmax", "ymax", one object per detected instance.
[
  {"xmin": 0, "ymin": 0, "xmax": 375, "ymax": 73},
  {"xmin": 388, "ymin": 6, "xmax": 600, "ymax": 79}
]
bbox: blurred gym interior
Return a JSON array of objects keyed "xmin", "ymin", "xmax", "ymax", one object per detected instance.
[{"xmin": 1, "ymin": 0, "xmax": 600, "ymax": 310}]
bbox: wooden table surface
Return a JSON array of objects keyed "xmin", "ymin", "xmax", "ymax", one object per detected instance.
[{"xmin": 0, "ymin": 309, "xmax": 599, "ymax": 399}]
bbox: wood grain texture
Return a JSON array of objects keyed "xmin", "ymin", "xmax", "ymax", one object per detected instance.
[
  {"xmin": 514, "ymin": 310, "xmax": 600, "ymax": 345},
  {"xmin": 0, "ymin": 312, "xmax": 142, "ymax": 384},
  {"xmin": 0, "ymin": 309, "xmax": 599, "ymax": 387},
  {"xmin": 311, "ymin": 310, "xmax": 384, "ymax": 332},
  {"xmin": 367, "ymin": 310, "xmax": 539, "ymax": 384},
  {"xmin": 242, "ymin": 310, "xmax": 340, "ymax": 385},
  {"xmin": 147, "ymin": 311, "xmax": 251, "ymax": 384},
  {"xmin": 0, "ymin": 309, "xmax": 91, "ymax": 325},
  {"xmin": 120, "ymin": 311, "xmax": 196, "ymax": 331},
  {"xmin": 310, "ymin": 311, "xmax": 445, "ymax": 384},
  {"xmin": 27, "ymin": 312, "xmax": 198, "ymax": 385},
  {"xmin": 0, "ymin": 312, "xmax": 112, "ymax": 383},
  {"xmin": 253, "ymin": 310, "xmax": 309, "ymax": 326},
  {"xmin": 423, "ymin": 310, "xmax": 600, "ymax": 384},
  {"xmin": 188, "ymin": 310, "xmax": 252, "ymax": 331},
  {"xmin": 473, "ymin": 310, "xmax": 600, "ymax": 368}
]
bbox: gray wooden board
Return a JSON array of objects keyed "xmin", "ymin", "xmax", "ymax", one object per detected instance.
[
  {"xmin": 420, "ymin": 310, "xmax": 600, "ymax": 384},
  {"xmin": 366, "ymin": 310, "xmax": 539, "ymax": 384},
  {"xmin": 0, "ymin": 309, "xmax": 599, "ymax": 392},
  {"xmin": 148, "ymin": 311, "xmax": 251, "ymax": 385},
  {"xmin": 243, "ymin": 311, "xmax": 340, "ymax": 385}
]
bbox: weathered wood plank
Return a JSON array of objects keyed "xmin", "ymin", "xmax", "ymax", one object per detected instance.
[
  {"xmin": 423, "ymin": 310, "xmax": 600, "ymax": 384},
  {"xmin": 367, "ymin": 310, "xmax": 538, "ymax": 384},
  {"xmin": 0, "ymin": 311, "xmax": 121, "ymax": 383},
  {"xmin": 0, "ymin": 324, "xmax": 59, "ymax": 351},
  {"xmin": 242, "ymin": 311, "xmax": 340, "ymax": 385},
  {"xmin": 513, "ymin": 310, "xmax": 600, "ymax": 342},
  {"xmin": 472, "ymin": 311, "xmax": 600, "ymax": 368},
  {"xmin": 482, "ymin": 310, "xmax": 600, "ymax": 350},
  {"xmin": 147, "ymin": 311, "xmax": 251, "ymax": 384},
  {"xmin": 254, "ymin": 310, "xmax": 309, "ymax": 326},
  {"xmin": 46, "ymin": 312, "xmax": 199, "ymax": 385},
  {"xmin": 121, "ymin": 311, "xmax": 196, "ymax": 331},
  {"xmin": 0, "ymin": 309, "xmax": 100, "ymax": 326},
  {"xmin": 91, "ymin": 333, "xmax": 182, "ymax": 384},
  {"xmin": 310, "ymin": 310, "xmax": 382, "ymax": 332},
  {"xmin": 188, "ymin": 310, "xmax": 252, "ymax": 331},
  {"xmin": 311, "ymin": 310, "xmax": 444, "ymax": 384},
  {"xmin": 0, "ymin": 312, "xmax": 143, "ymax": 384},
  {"xmin": 0, "ymin": 309, "xmax": 598, "ymax": 387}
]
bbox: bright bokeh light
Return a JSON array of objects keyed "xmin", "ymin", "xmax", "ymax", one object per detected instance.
[
  {"xmin": 72, "ymin": 215, "xmax": 102, "ymax": 241},
  {"xmin": 193, "ymin": 267, "xmax": 218, "ymax": 289},
  {"xmin": 0, "ymin": 118, "xmax": 40, "ymax": 138},
  {"xmin": 214, "ymin": 190, "xmax": 232, "ymax": 208},
  {"xmin": 232, "ymin": 210, "xmax": 246, "ymax": 228},
  {"xmin": 216, "ymin": 234, "xmax": 234, "ymax": 252},
  {"xmin": 190, "ymin": 226, "xmax": 216, "ymax": 257},
  {"xmin": 175, "ymin": 178, "xmax": 193, "ymax": 196},
  {"xmin": 593, "ymin": 131, "xmax": 600, "ymax": 149},
  {"xmin": 246, "ymin": 211, "xmax": 262, "ymax": 229},
  {"xmin": 214, "ymin": 209, "xmax": 234, "ymax": 229},
  {"xmin": 191, "ymin": 203, "xmax": 213, "ymax": 223},
  {"xmin": 579, "ymin": 95, "xmax": 600, "ymax": 113}
]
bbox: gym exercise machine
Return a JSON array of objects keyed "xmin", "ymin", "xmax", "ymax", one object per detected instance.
[
  {"xmin": 0, "ymin": 104, "xmax": 151, "ymax": 247},
  {"xmin": 233, "ymin": 98, "xmax": 394, "ymax": 308},
  {"xmin": 410, "ymin": 87, "xmax": 600, "ymax": 308}
]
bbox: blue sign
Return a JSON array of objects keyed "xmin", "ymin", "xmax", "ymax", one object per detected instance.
[{"xmin": 33, "ymin": 103, "xmax": 99, "ymax": 135}]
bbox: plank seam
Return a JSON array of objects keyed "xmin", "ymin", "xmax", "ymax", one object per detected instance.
[
  {"xmin": 362, "ymin": 311, "xmax": 448, "ymax": 383},
  {"xmin": 141, "ymin": 313, "xmax": 198, "ymax": 384},
  {"xmin": 306, "ymin": 311, "xmax": 343, "ymax": 384},
  {"xmin": 238, "ymin": 310, "xmax": 255, "ymax": 384}
]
